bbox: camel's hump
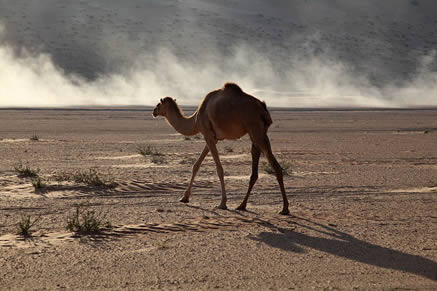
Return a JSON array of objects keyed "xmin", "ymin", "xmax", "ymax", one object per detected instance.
[{"xmin": 222, "ymin": 82, "xmax": 243, "ymax": 92}]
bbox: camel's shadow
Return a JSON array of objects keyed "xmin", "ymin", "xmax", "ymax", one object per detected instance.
[{"xmin": 248, "ymin": 217, "xmax": 437, "ymax": 281}]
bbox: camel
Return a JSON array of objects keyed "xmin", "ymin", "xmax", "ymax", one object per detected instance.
[{"xmin": 152, "ymin": 83, "xmax": 289, "ymax": 215}]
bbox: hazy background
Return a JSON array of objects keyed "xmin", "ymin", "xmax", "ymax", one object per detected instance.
[{"xmin": 0, "ymin": 0, "xmax": 436, "ymax": 107}]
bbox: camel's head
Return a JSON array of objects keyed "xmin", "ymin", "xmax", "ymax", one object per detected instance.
[{"xmin": 152, "ymin": 97, "xmax": 176, "ymax": 118}]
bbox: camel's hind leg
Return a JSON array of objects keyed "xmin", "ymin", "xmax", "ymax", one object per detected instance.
[
  {"xmin": 237, "ymin": 143, "xmax": 261, "ymax": 211},
  {"xmin": 254, "ymin": 134, "xmax": 290, "ymax": 215},
  {"xmin": 180, "ymin": 145, "xmax": 209, "ymax": 203}
]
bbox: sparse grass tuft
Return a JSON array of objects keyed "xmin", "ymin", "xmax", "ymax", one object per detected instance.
[
  {"xmin": 14, "ymin": 162, "xmax": 40, "ymax": 178},
  {"xmin": 16, "ymin": 215, "xmax": 40, "ymax": 237},
  {"xmin": 224, "ymin": 146, "xmax": 233, "ymax": 153},
  {"xmin": 66, "ymin": 205, "xmax": 111, "ymax": 234},
  {"xmin": 263, "ymin": 163, "xmax": 274, "ymax": 175},
  {"xmin": 183, "ymin": 134, "xmax": 202, "ymax": 141},
  {"xmin": 73, "ymin": 169, "xmax": 116, "ymax": 187},
  {"xmin": 136, "ymin": 144, "xmax": 164, "ymax": 157},
  {"xmin": 53, "ymin": 170, "xmax": 73, "ymax": 182},
  {"xmin": 31, "ymin": 176, "xmax": 47, "ymax": 190},
  {"xmin": 54, "ymin": 169, "xmax": 116, "ymax": 188},
  {"xmin": 136, "ymin": 144, "xmax": 166, "ymax": 164},
  {"xmin": 156, "ymin": 240, "xmax": 171, "ymax": 250},
  {"xmin": 179, "ymin": 156, "xmax": 196, "ymax": 164},
  {"xmin": 151, "ymin": 155, "xmax": 166, "ymax": 164},
  {"xmin": 136, "ymin": 144, "xmax": 154, "ymax": 156},
  {"xmin": 263, "ymin": 161, "xmax": 292, "ymax": 176},
  {"xmin": 30, "ymin": 134, "xmax": 40, "ymax": 141},
  {"xmin": 282, "ymin": 162, "xmax": 293, "ymax": 175}
]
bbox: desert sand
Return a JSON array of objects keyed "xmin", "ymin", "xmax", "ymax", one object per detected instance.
[{"xmin": 0, "ymin": 108, "xmax": 436, "ymax": 289}]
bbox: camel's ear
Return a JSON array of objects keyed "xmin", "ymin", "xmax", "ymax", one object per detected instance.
[
  {"xmin": 173, "ymin": 98, "xmax": 176, "ymax": 102},
  {"xmin": 160, "ymin": 98, "xmax": 163, "ymax": 103}
]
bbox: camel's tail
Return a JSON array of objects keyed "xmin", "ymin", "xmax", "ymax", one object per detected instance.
[{"xmin": 261, "ymin": 101, "xmax": 273, "ymax": 128}]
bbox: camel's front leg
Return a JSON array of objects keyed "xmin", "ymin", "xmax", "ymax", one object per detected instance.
[
  {"xmin": 205, "ymin": 139, "xmax": 227, "ymax": 210},
  {"xmin": 237, "ymin": 143, "xmax": 261, "ymax": 210},
  {"xmin": 180, "ymin": 145, "xmax": 209, "ymax": 203}
]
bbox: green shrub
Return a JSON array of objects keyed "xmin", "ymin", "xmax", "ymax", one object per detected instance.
[
  {"xmin": 54, "ymin": 169, "xmax": 116, "ymax": 188},
  {"xmin": 136, "ymin": 144, "xmax": 164, "ymax": 157},
  {"xmin": 179, "ymin": 156, "xmax": 196, "ymax": 164},
  {"xmin": 151, "ymin": 155, "xmax": 166, "ymax": 164},
  {"xmin": 156, "ymin": 240, "xmax": 171, "ymax": 250},
  {"xmin": 53, "ymin": 170, "xmax": 74, "ymax": 182},
  {"xmin": 73, "ymin": 169, "xmax": 116, "ymax": 187},
  {"xmin": 263, "ymin": 161, "xmax": 292, "ymax": 176},
  {"xmin": 16, "ymin": 215, "xmax": 40, "ymax": 237},
  {"xmin": 66, "ymin": 205, "xmax": 111, "ymax": 234},
  {"xmin": 224, "ymin": 146, "xmax": 233, "ymax": 153},
  {"xmin": 14, "ymin": 162, "xmax": 40, "ymax": 178},
  {"xmin": 31, "ymin": 177, "xmax": 47, "ymax": 190}
]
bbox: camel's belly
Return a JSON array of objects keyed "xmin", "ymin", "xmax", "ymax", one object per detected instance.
[
  {"xmin": 215, "ymin": 126, "xmax": 246, "ymax": 140},
  {"xmin": 209, "ymin": 108, "xmax": 248, "ymax": 140}
]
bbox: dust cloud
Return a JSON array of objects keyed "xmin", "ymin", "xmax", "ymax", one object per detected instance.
[{"xmin": 0, "ymin": 20, "xmax": 436, "ymax": 108}]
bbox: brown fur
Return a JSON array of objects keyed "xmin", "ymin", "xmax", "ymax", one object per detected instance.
[{"xmin": 153, "ymin": 83, "xmax": 289, "ymax": 214}]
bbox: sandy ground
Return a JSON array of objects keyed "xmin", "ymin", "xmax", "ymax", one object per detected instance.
[{"xmin": 0, "ymin": 108, "xmax": 436, "ymax": 290}]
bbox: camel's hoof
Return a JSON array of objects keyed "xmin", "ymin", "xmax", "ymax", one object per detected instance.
[
  {"xmin": 279, "ymin": 208, "xmax": 290, "ymax": 215},
  {"xmin": 179, "ymin": 196, "xmax": 189, "ymax": 203},
  {"xmin": 217, "ymin": 204, "xmax": 228, "ymax": 210},
  {"xmin": 236, "ymin": 205, "xmax": 247, "ymax": 211}
]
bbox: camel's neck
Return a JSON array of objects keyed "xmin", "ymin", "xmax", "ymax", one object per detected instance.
[{"xmin": 165, "ymin": 104, "xmax": 199, "ymax": 136}]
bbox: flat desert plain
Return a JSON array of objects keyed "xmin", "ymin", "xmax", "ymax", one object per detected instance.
[{"xmin": 0, "ymin": 108, "xmax": 436, "ymax": 290}]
